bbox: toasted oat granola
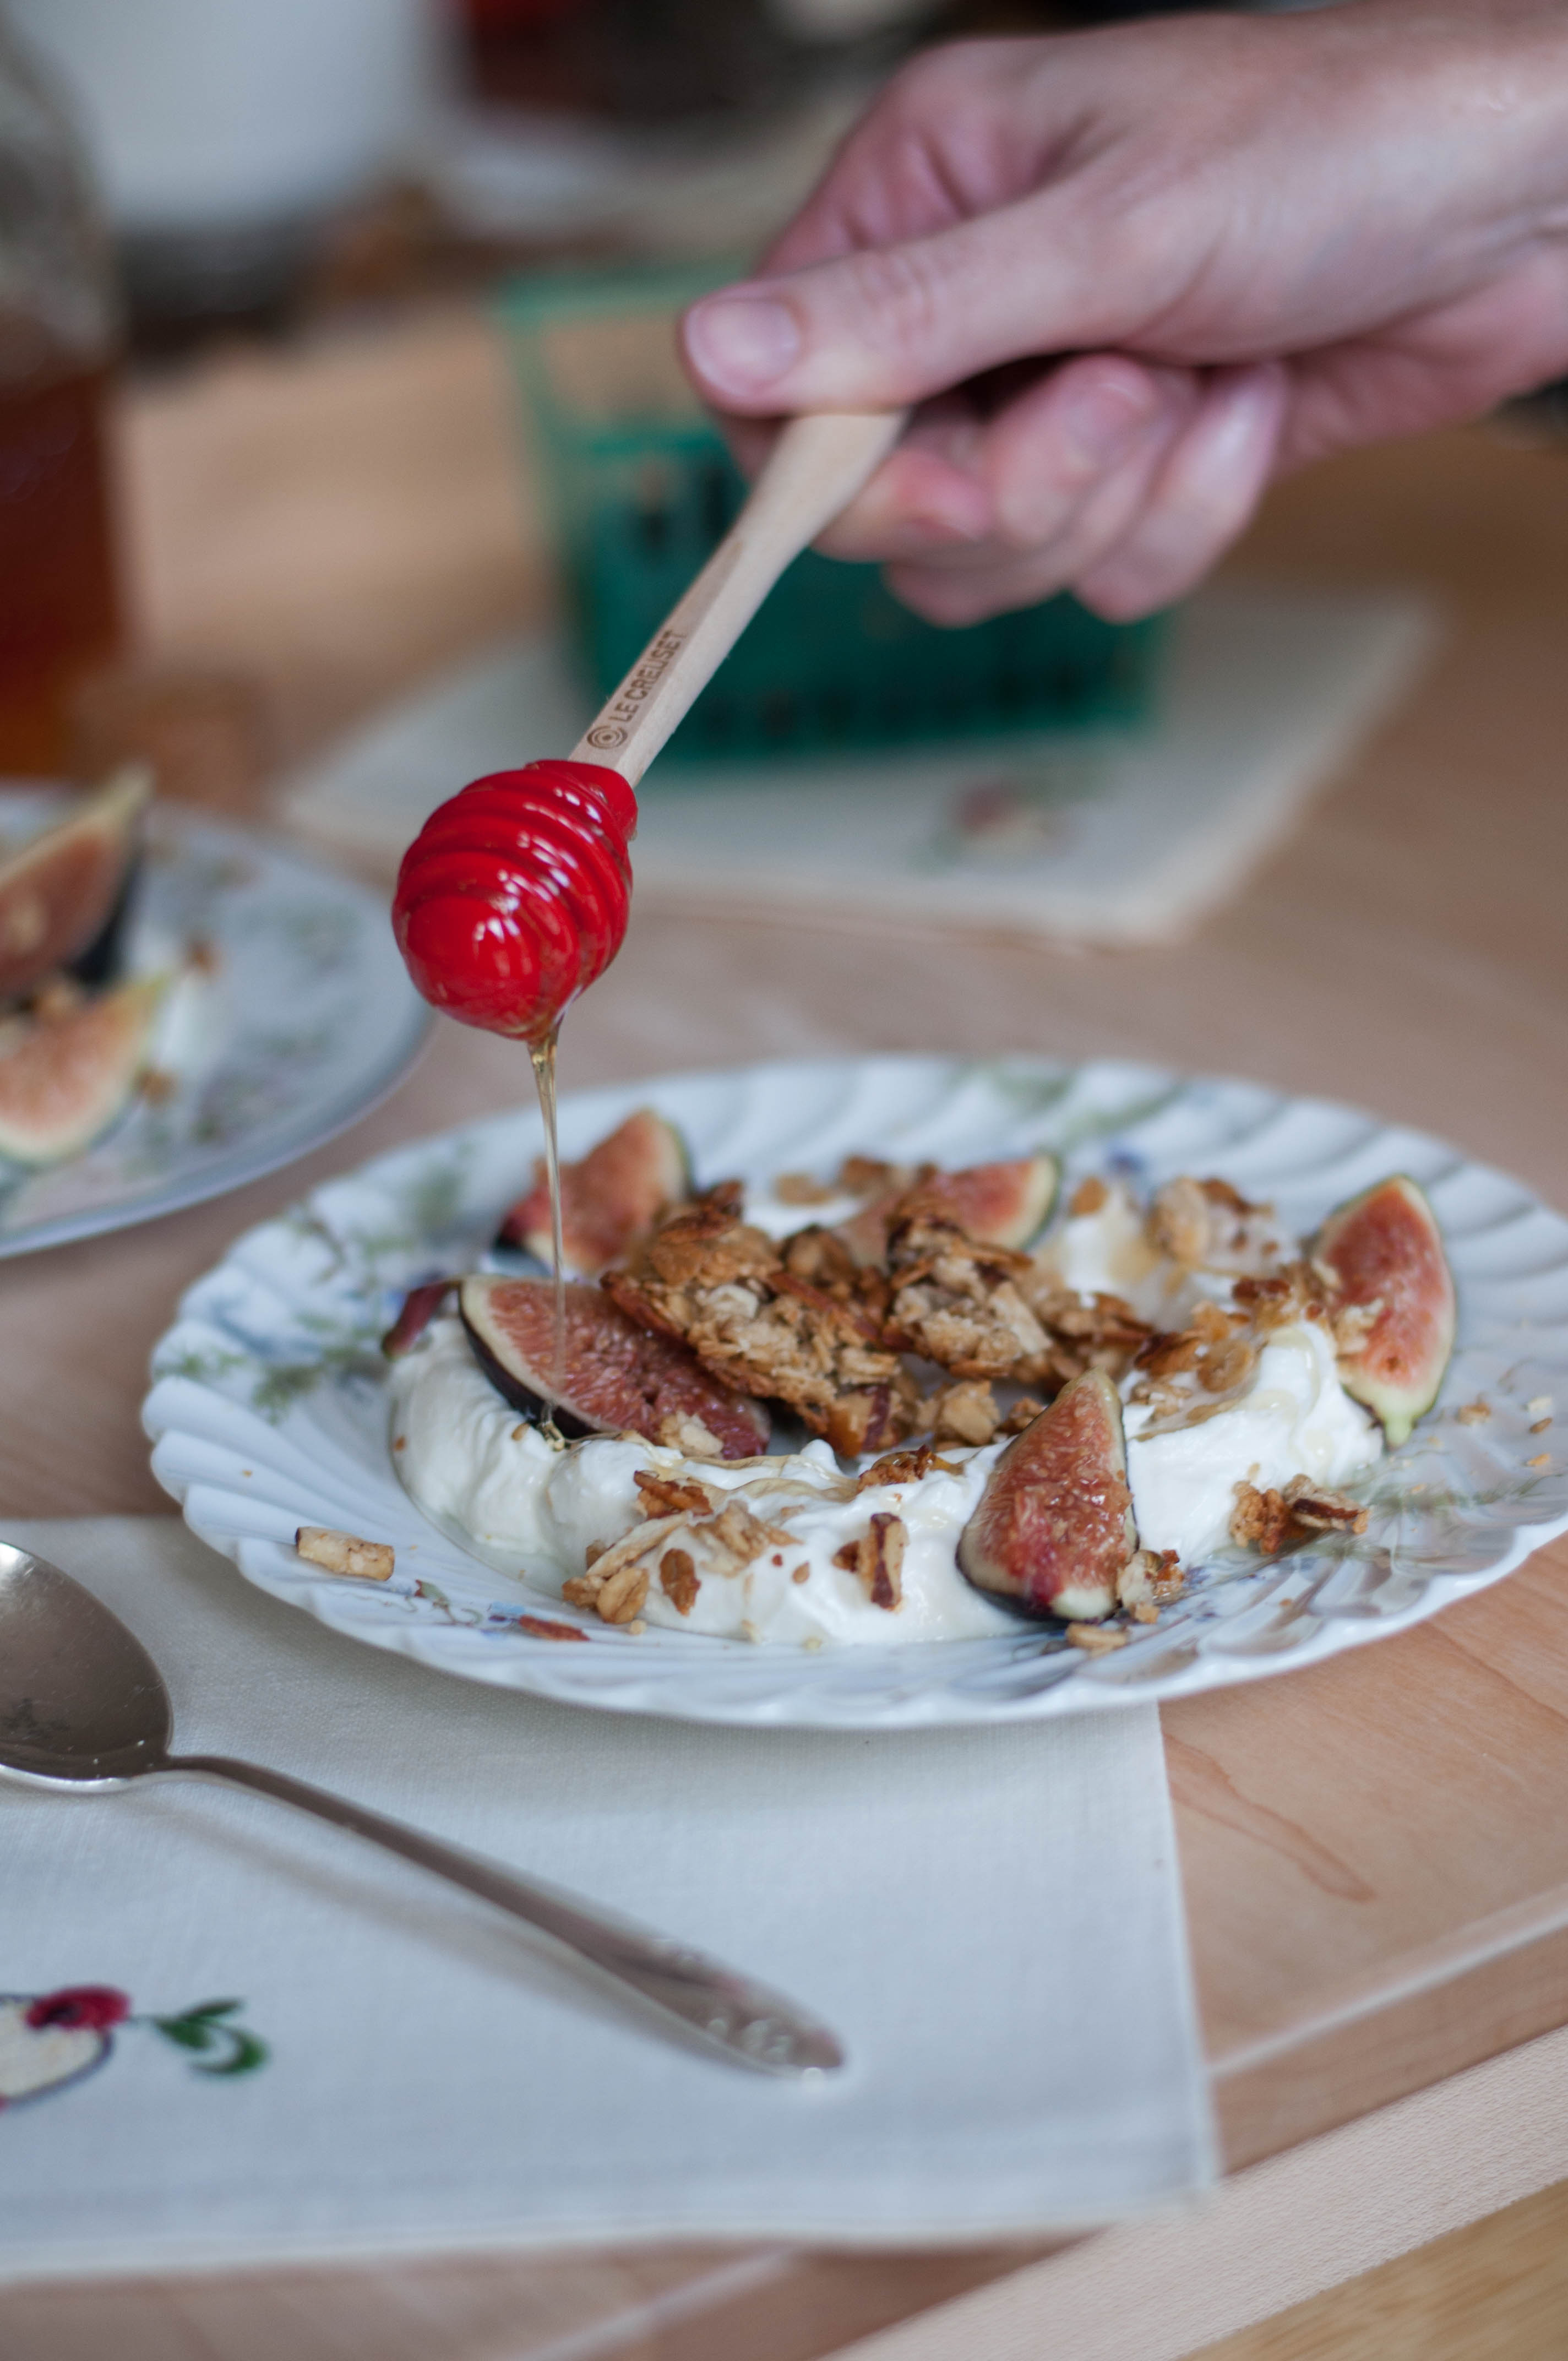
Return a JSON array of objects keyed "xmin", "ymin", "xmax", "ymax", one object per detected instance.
[
  {"xmin": 1229, "ymin": 1475, "xmax": 1370, "ymax": 1555},
  {"xmin": 563, "ymin": 1484, "xmax": 802, "ymax": 1625},
  {"xmin": 603, "ymin": 1185, "xmax": 921, "ymax": 1454}
]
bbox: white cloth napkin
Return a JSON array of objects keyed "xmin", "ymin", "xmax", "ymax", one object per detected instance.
[{"xmin": 0, "ymin": 1518, "xmax": 1214, "ymax": 2281}]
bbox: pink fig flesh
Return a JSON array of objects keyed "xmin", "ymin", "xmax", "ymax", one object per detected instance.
[{"xmin": 958, "ymin": 1369, "xmax": 1137, "ymax": 1621}]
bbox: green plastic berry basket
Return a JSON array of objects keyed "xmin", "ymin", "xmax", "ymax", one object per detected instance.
[{"xmin": 496, "ymin": 262, "xmax": 1168, "ymax": 768}]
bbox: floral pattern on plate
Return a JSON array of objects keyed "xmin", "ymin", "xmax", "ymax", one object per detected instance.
[{"xmin": 143, "ymin": 1056, "xmax": 1568, "ymax": 1729}]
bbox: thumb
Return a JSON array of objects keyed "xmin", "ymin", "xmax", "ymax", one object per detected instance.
[{"xmin": 682, "ymin": 200, "xmax": 1153, "ymax": 414}]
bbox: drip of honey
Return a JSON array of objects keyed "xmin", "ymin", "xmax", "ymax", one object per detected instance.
[
  {"xmin": 529, "ymin": 1029, "xmax": 567, "ymax": 1418},
  {"xmin": 391, "ymin": 761, "xmax": 637, "ymax": 1422}
]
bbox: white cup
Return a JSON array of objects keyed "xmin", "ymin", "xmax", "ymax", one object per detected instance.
[{"xmin": 7, "ymin": 0, "xmax": 445, "ymax": 234}]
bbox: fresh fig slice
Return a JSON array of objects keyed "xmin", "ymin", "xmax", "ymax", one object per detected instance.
[
  {"xmin": 1313, "ymin": 1174, "xmax": 1456, "ymax": 1447},
  {"xmin": 840, "ymin": 1152, "xmax": 1058, "ymax": 1265},
  {"xmin": 460, "ymin": 1275, "xmax": 770, "ymax": 1457},
  {"xmin": 0, "ymin": 769, "xmax": 150, "ymax": 1005},
  {"xmin": 0, "ymin": 973, "xmax": 164, "ymax": 1166},
  {"xmin": 957, "ymin": 1369, "xmax": 1137, "ymax": 1621},
  {"xmin": 497, "ymin": 1107, "xmax": 690, "ymax": 1274}
]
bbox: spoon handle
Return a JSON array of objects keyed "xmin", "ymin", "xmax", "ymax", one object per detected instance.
[
  {"xmin": 570, "ymin": 407, "xmax": 906, "ymax": 787},
  {"xmin": 166, "ymin": 1753, "xmax": 843, "ymax": 2078}
]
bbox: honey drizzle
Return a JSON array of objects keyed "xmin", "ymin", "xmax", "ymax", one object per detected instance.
[{"xmin": 529, "ymin": 1029, "xmax": 567, "ymax": 1430}]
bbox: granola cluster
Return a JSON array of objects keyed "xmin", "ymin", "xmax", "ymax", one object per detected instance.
[
  {"xmin": 603, "ymin": 1183, "xmax": 922, "ymax": 1455},
  {"xmin": 560, "ymin": 1463, "xmax": 906, "ymax": 1626},
  {"xmin": 578, "ymin": 1152, "xmax": 1379, "ymax": 1599},
  {"xmin": 601, "ymin": 1176, "xmax": 1161, "ymax": 1455},
  {"xmin": 1229, "ymin": 1476, "xmax": 1370, "ymax": 1555}
]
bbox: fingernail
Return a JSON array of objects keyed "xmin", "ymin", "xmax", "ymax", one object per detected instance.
[
  {"xmin": 1193, "ymin": 368, "xmax": 1283, "ymax": 479},
  {"xmin": 1061, "ymin": 376, "xmax": 1159, "ymax": 466},
  {"xmin": 684, "ymin": 295, "xmax": 801, "ymax": 397}
]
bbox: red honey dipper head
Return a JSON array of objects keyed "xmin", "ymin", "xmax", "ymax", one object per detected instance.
[{"xmin": 393, "ymin": 763, "xmax": 634, "ymax": 1041}]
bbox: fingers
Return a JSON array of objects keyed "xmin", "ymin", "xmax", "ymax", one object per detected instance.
[
  {"xmin": 1075, "ymin": 364, "xmax": 1286, "ymax": 617},
  {"xmin": 816, "ymin": 355, "xmax": 1190, "ymax": 563},
  {"xmin": 681, "ymin": 189, "xmax": 1168, "ymax": 417},
  {"xmin": 878, "ymin": 362, "xmax": 1284, "ymax": 627}
]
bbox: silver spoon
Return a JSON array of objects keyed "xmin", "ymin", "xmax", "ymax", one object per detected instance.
[{"xmin": 0, "ymin": 1542, "xmax": 844, "ymax": 2079}]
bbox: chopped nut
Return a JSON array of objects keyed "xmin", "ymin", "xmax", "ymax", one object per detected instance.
[
  {"xmin": 1527, "ymin": 1453, "xmax": 1553, "ymax": 1470},
  {"xmin": 857, "ymin": 1443, "xmax": 955, "ymax": 1490},
  {"xmin": 773, "ymin": 1171, "xmax": 839, "ymax": 1206},
  {"xmin": 518, "ymin": 1614, "xmax": 588, "ymax": 1643},
  {"xmin": 1229, "ymin": 1482, "xmax": 1294, "ymax": 1555},
  {"xmin": 1456, "ymin": 1399, "xmax": 1492, "ymax": 1426},
  {"xmin": 709, "ymin": 1498, "xmax": 791, "ymax": 1567},
  {"xmin": 1068, "ymin": 1624, "xmax": 1129, "ymax": 1653},
  {"xmin": 561, "ymin": 1573, "xmax": 602, "ymax": 1612},
  {"xmin": 837, "ymin": 1154, "xmax": 901, "ymax": 1196},
  {"xmin": 858, "ymin": 1513, "xmax": 906, "ymax": 1610},
  {"xmin": 1527, "ymin": 1396, "xmax": 1554, "ymax": 1418},
  {"xmin": 1281, "ymin": 1476, "xmax": 1369, "ymax": 1534},
  {"xmin": 1147, "ymin": 1176, "xmax": 1211, "ymax": 1267},
  {"xmin": 929, "ymin": 1378, "xmax": 1000, "ymax": 1446},
  {"xmin": 596, "ymin": 1563, "xmax": 650, "ymax": 1624},
  {"xmin": 1069, "ymin": 1176, "xmax": 1109, "ymax": 1217},
  {"xmin": 1117, "ymin": 1549, "xmax": 1161, "ymax": 1608},
  {"xmin": 832, "ymin": 1542, "xmax": 860, "ymax": 1573},
  {"xmin": 1230, "ymin": 1476, "xmax": 1368, "ymax": 1554},
  {"xmin": 791, "ymin": 1562, "xmax": 810, "ymax": 1584},
  {"xmin": 634, "ymin": 1470, "xmax": 714, "ymax": 1520},
  {"xmin": 295, "ymin": 1526, "xmax": 394, "ymax": 1581},
  {"xmin": 998, "ymin": 1396, "xmax": 1047, "ymax": 1437},
  {"xmin": 655, "ymin": 1413, "xmax": 727, "ymax": 1460},
  {"xmin": 658, "ymin": 1548, "xmax": 700, "ymax": 1615},
  {"xmin": 1129, "ymin": 1602, "xmax": 1160, "ymax": 1624},
  {"xmin": 1532, "ymin": 1418, "xmax": 1553, "ymax": 1435}
]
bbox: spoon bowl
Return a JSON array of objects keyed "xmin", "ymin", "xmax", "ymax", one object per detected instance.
[
  {"xmin": 0, "ymin": 1541, "xmax": 171, "ymax": 1784},
  {"xmin": 0, "ymin": 1542, "xmax": 844, "ymax": 2077}
]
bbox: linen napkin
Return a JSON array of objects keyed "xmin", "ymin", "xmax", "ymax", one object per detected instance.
[{"xmin": 0, "ymin": 1518, "xmax": 1214, "ymax": 2281}]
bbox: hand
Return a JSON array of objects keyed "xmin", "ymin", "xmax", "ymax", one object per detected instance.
[{"xmin": 680, "ymin": 1, "xmax": 1568, "ymax": 622}]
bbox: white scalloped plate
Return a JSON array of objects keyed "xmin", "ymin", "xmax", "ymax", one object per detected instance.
[{"xmin": 143, "ymin": 1056, "xmax": 1568, "ymax": 1728}]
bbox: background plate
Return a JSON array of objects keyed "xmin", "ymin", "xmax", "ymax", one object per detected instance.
[
  {"xmin": 0, "ymin": 791, "xmax": 427, "ymax": 1258},
  {"xmin": 143, "ymin": 1055, "xmax": 1568, "ymax": 1728}
]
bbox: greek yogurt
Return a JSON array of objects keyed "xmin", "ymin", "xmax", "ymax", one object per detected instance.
[{"xmin": 391, "ymin": 1300, "xmax": 1381, "ymax": 1644}]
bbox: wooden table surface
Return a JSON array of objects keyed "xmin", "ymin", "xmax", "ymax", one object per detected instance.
[{"xmin": 4, "ymin": 307, "xmax": 1568, "ymax": 2358}]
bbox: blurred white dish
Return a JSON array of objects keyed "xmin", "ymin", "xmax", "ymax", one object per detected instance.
[{"xmin": 0, "ymin": 790, "xmax": 426, "ymax": 1258}]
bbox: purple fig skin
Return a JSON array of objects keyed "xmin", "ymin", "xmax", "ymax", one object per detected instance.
[
  {"xmin": 459, "ymin": 1274, "xmax": 770, "ymax": 1458},
  {"xmin": 958, "ymin": 1369, "xmax": 1137, "ymax": 1622},
  {"xmin": 0, "ymin": 770, "xmax": 149, "ymax": 1005},
  {"xmin": 380, "ymin": 1280, "xmax": 455, "ymax": 1360},
  {"xmin": 1313, "ymin": 1174, "xmax": 1455, "ymax": 1448}
]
